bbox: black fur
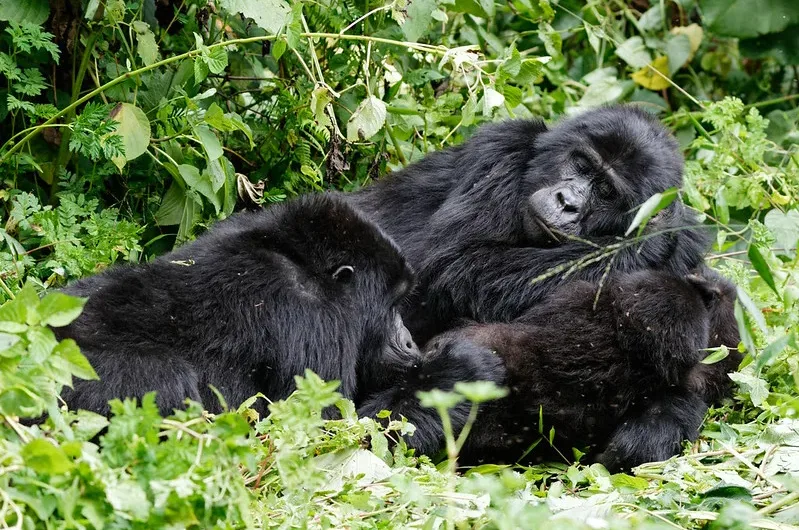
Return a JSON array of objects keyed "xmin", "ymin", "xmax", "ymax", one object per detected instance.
[
  {"xmin": 391, "ymin": 269, "xmax": 740, "ymax": 470},
  {"xmin": 53, "ymin": 193, "xmax": 430, "ymax": 417},
  {"xmin": 349, "ymin": 105, "xmax": 708, "ymax": 343}
]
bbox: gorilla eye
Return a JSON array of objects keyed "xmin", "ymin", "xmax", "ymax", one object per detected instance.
[
  {"xmin": 331, "ymin": 265, "xmax": 355, "ymax": 283},
  {"xmin": 596, "ymin": 180, "xmax": 614, "ymax": 199}
]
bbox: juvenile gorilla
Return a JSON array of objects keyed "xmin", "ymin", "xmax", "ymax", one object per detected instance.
[
  {"xmin": 350, "ymin": 105, "xmax": 708, "ymax": 342},
  {"xmin": 373, "ymin": 269, "xmax": 740, "ymax": 470},
  {"xmin": 54, "ymin": 193, "xmax": 500, "ymax": 432}
]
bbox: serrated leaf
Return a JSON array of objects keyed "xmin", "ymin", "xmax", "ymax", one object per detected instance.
[
  {"xmin": 38, "ymin": 292, "xmax": 86, "ymax": 327},
  {"xmin": 747, "ymin": 244, "xmax": 779, "ymax": 297},
  {"xmin": 729, "ymin": 371, "xmax": 770, "ymax": 407},
  {"xmin": 22, "ymin": 439, "xmax": 73, "ymax": 474},
  {"xmin": 764, "ymin": 209, "xmax": 799, "ymax": 252},
  {"xmin": 219, "ymin": 0, "xmax": 291, "ymax": 34},
  {"xmin": 110, "ymin": 103, "xmax": 151, "ymax": 169},
  {"xmin": 402, "ymin": 0, "xmax": 436, "ymax": 42},
  {"xmin": 482, "ymin": 87, "xmax": 505, "ymax": 116},
  {"xmin": 625, "ymin": 187, "xmax": 678, "ymax": 236},
  {"xmin": 346, "ymin": 96, "xmax": 387, "ymax": 142},
  {"xmin": 55, "ymin": 339, "xmax": 99, "ymax": 381},
  {"xmin": 616, "ymin": 36, "xmax": 652, "ymax": 68}
]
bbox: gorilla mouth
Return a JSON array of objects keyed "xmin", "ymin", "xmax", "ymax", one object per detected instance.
[{"xmin": 534, "ymin": 216, "xmax": 562, "ymax": 244}]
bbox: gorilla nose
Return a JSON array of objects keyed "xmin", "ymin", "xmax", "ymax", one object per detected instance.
[
  {"xmin": 556, "ymin": 189, "xmax": 580, "ymax": 212},
  {"xmin": 400, "ymin": 324, "xmax": 420, "ymax": 354}
]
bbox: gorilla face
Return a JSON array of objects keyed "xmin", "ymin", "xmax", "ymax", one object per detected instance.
[{"xmin": 522, "ymin": 107, "xmax": 684, "ymax": 245}]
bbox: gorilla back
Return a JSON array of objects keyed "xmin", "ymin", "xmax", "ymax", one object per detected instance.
[
  {"xmin": 55, "ymin": 193, "xmax": 419, "ymax": 416},
  {"xmin": 350, "ymin": 105, "xmax": 708, "ymax": 340}
]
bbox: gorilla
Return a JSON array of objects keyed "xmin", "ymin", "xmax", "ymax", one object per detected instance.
[
  {"xmin": 52, "ymin": 193, "xmax": 501, "ymax": 432},
  {"xmin": 372, "ymin": 268, "xmax": 740, "ymax": 470},
  {"xmin": 349, "ymin": 105, "xmax": 708, "ymax": 343}
]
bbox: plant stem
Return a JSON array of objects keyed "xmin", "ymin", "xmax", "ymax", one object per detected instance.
[{"xmin": 0, "ymin": 33, "xmax": 452, "ymax": 166}]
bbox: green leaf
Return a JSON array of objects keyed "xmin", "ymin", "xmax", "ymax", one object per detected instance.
[
  {"xmin": 740, "ymin": 24, "xmax": 799, "ymax": 63},
  {"xmin": 615, "ymin": 36, "xmax": 652, "ymax": 68},
  {"xmin": 132, "ymin": 21, "xmax": 159, "ymax": 66},
  {"xmin": 55, "ymin": 339, "xmax": 99, "ymax": 381},
  {"xmin": 734, "ymin": 299, "xmax": 757, "ymax": 355},
  {"xmin": 729, "ymin": 371, "xmax": 770, "ymax": 407},
  {"xmin": 610, "ymin": 474, "xmax": 650, "ymax": 491},
  {"xmin": 699, "ymin": 0, "xmax": 799, "ymax": 38},
  {"xmin": 179, "ymin": 164, "xmax": 222, "ymax": 213},
  {"xmin": 110, "ymin": 102, "xmax": 151, "ymax": 169},
  {"xmin": 38, "ymin": 292, "xmax": 86, "ymax": 327},
  {"xmin": 701, "ymin": 345, "xmax": 730, "ymax": 365},
  {"xmin": 194, "ymin": 125, "xmax": 223, "ymax": 161},
  {"xmin": 625, "ymin": 187, "xmax": 678, "ymax": 236},
  {"xmin": 454, "ymin": 381, "xmax": 508, "ymax": 403},
  {"xmin": 417, "ymin": 389, "xmax": 464, "ymax": 410},
  {"xmin": 764, "ymin": 209, "xmax": 799, "ymax": 252},
  {"xmin": 219, "ymin": 0, "xmax": 291, "ymax": 34},
  {"xmin": 346, "ymin": 96, "xmax": 387, "ymax": 142},
  {"xmin": 747, "ymin": 244, "xmax": 779, "ymax": 297},
  {"xmin": 402, "ymin": 0, "xmax": 436, "ymax": 42},
  {"xmin": 0, "ymin": 331, "xmax": 20, "ymax": 351},
  {"xmin": 0, "ymin": 0, "xmax": 49, "ymax": 24},
  {"xmin": 736, "ymin": 287, "xmax": 767, "ymax": 334},
  {"xmin": 755, "ymin": 333, "xmax": 793, "ymax": 373},
  {"xmin": 154, "ymin": 183, "xmax": 187, "ymax": 226},
  {"xmin": 21, "ymin": 439, "xmax": 74, "ymax": 474}
]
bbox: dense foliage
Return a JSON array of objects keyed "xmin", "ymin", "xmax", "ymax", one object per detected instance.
[{"xmin": 1, "ymin": 0, "xmax": 798, "ymax": 527}]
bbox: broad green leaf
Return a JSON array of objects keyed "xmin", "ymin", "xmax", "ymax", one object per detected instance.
[
  {"xmin": 729, "ymin": 371, "xmax": 770, "ymax": 407},
  {"xmin": 699, "ymin": 0, "xmax": 799, "ymax": 38},
  {"xmin": 21, "ymin": 439, "xmax": 74, "ymax": 474},
  {"xmin": 734, "ymin": 299, "xmax": 758, "ymax": 355},
  {"xmin": 418, "ymin": 388, "xmax": 464, "ymax": 410},
  {"xmin": 106, "ymin": 481, "xmax": 151, "ymax": 519},
  {"xmin": 610, "ymin": 474, "xmax": 650, "ymax": 491},
  {"xmin": 631, "ymin": 56, "xmax": 671, "ymax": 91},
  {"xmin": 132, "ymin": 21, "xmax": 159, "ymax": 66},
  {"xmin": 219, "ymin": 0, "xmax": 291, "ymax": 34},
  {"xmin": 747, "ymin": 244, "xmax": 779, "ymax": 297},
  {"xmin": 54, "ymin": 339, "xmax": 99, "ymax": 381},
  {"xmin": 625, "ymin": 187, "xmax": 678, "ymax": 236},
  {"xmin": 402, "ymin": 0, "xmax": 436, "ymax": 42},
  {"xmin": 38, "ymin": 292, "xmax": 86, "ymax": 327},
  {"xmin": 665, "ymin": 34, "xmax": 692, "ymax": 74},
  {"xmin": 0, "ymin": 0, "xmax": 49, "ymax": 24},
  {"xmin": 0, "ymin": 331, "xmax": 19, "ymax": 351},
  {"xmin": 110, "ymin": 102, "xmax": 151, "ymax": 169},
  {"xmin": 671, "ymin": 24, "xmax": 704, "ymax": 56},
  {"xmin": 740, "ymin": 24, "xmax": 799, "ymax": 63},
  {"xmin": 194, "ymin": 125, "xmax": 223, "ymax": 161},
  {"xmin": 346, "ymin": 96, "xmax": 387, "ymax": 142},
  {"xmin": 764, "ymin": 209, "xmax": 799, "ymax": 252},
  {"xmin": 179, "ymin": 164, "xmax": 222, "ymax": 213},
  {"xmin": 615, "ymin": 36, "xmax": 652, "ymax": 68},
  {"xmin": 154, "ymin": 183, "xmax": 186, "ymax": 226}
]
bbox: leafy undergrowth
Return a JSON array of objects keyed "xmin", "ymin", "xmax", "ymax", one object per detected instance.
[{"xmin": 1, "ymin": 274, "xmax": 799, "ymax": 529}]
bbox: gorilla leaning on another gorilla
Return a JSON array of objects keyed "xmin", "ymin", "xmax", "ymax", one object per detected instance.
[
  {"xmin": 55, "ymin": 193, "xmax": 502, "ymax": 434},
  {"xmin": 352, "ymin": 106, "xmax": 741, "ymax": 469}
]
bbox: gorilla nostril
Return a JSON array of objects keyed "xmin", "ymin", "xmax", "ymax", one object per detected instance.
[
  {"xmin": 556, "ymin": 191, "xmax": 566, "ymax": 206},
  {"xmin": 406, "ymin": 341, "xmax": 414, "ymax": 350}
]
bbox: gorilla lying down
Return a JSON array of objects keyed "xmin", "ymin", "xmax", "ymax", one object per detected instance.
[
  {"xmin": 53, "ymin": 193, "xmax": 501, "ymax": 425},
  {"xmin": 368, "ymin": 267, "xmax": 741, "ymax": 471}
]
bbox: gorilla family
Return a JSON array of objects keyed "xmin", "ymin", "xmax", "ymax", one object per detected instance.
[
  {"xmin": 351, "ymin": 105, "xmax": 740, "ymax": 469},
  {"xmin": 54, "ymin": 193, "xmax": 499, "ymax": 426}
]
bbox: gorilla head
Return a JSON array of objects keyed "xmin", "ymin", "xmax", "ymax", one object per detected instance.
[{"xmin": 522, "ymin": 106, "xmax": 686, "ymax": 244}]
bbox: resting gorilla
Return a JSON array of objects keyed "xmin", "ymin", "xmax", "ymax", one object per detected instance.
[
  {"xmin": 349, "ymin": 105, "xmax": 708, "ymax": 343},
  {"xmin": 364, "ymin": 267, "xmax": 740, "ymax": 470},
  {"xmin": 52, "ymin": 193, "xmax": 501, "ymax": 435}
]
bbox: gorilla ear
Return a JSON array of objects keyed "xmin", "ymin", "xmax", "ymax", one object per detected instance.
[
  {"xmin": 331, "ymin": 265, "xmax": 355, "ymax": 283},
  {"xmin": 685, "ymin": 273, "xmax": 722, "ymax": 306}
]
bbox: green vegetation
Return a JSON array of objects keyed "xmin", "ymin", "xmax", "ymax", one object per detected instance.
[{"xmin": 1, "ymin": 0, "xmax": 798, "ymax": 527}]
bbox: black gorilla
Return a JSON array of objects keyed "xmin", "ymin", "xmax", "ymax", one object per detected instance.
[
  {"xmin": 378, "ymin": 268, "xmax": 740, "ymax": 470},
  {"xmin": 53, "ymin": 193, "xmax": 500, "ymax": 431},
  {"xmin": 349, "ymin": 105, "xmax": 708, "ymax": 343}
]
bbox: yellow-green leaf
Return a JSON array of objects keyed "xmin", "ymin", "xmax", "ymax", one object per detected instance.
[{"xmin": 631, "ymin": 56, "xmax": 671, "ymax": 90}]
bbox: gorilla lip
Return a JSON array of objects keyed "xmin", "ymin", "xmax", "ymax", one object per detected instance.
[{"xmin": 534, "ymin": 216, "xmax": 562, "ymax": 243}]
